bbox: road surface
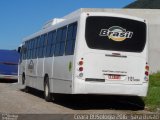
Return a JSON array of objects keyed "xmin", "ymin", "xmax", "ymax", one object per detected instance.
[{"xmin": 0, "ymin": 81, "xmax": 155, "ymax": 120}]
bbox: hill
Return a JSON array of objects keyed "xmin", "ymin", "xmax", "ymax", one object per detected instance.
[{"xmin": 125, "ymin": 0, "xmax": 160, "ymax": 9}]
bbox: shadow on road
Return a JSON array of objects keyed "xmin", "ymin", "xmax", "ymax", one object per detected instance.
[
  {"xmin": 54, "ymin": 94, "xmax": 145, "ymax": 111},
  {"xmin": 0, "ymin": 79, "xmax": 17, "ymax": 83},
  {"xmin": 21, "ymin": 87, "xmax": 145, "ymax": 111}
]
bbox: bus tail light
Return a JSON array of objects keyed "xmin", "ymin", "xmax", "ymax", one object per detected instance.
[
  {"xmin": 78, "ymin": 58, "xmax": 84, "ymax": 77},
  {"xmin": 145, "ymin": 65, "xmax": 149, "ymax": 71},
  {"xmin": 145, "ymin": 63, "xmax": 149, "ymax": 76},
  {"xmin": 79, "ymin": 67, "xmax": 83, "ymax": 72},
  {"xmin": 145, "ymin": 71, "xmax": 149, "ymax": 76},
  {"xmin": 79, "ymin": 73, "xmax": 83, "ymax": 77},
  {"xmin": 144, "ymin": 63, "xmax": 149, "ymax": 81},
  {"xmin": 79, "ymin": 61, "xmax": 83, "ymax": 65}
]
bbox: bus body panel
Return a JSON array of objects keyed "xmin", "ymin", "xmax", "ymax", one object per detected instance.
[
  {"xmin": 51, "ymin": 56, "xmax": 74, "ymax": 93},
  {"xmin": 44, "ymin": 57, "xmax": 54, "ymax": 78},
  {"xmin": 51, "ymin": 78, "xmax": 72, "ymax": 94},
  {"xmin": 83, "ymin": 52, "xmax": 146, "ymax": 85},
  {"xmin": 73, "ymin": 51, "xmax": 148, "ymax": 96},
  {"xmin": 53, "ymin": 56, "xmax": 73, "ymax": 81},
  {"xmin": 73, "ymin": 12, "xmax": 148, "ymax": 96},
  {"xmin": 26, "ymin": 59, "xmax": 43, "ymax": 90},
  {"xmin": 44, "ymin": 57, "xmax": 54, "ymax": 92}
]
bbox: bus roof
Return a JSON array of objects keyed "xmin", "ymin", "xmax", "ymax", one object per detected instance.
[
  {"xmin": 62, "ymin": 8, "xmax": 146, "ymax": 21},
  {"xmin": 23, "ymin": 8, "xmax": 146, "ymax": 42}
]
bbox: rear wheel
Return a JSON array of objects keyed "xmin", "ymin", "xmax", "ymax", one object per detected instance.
[
  {"xmin": 22, "ymin": 74, "xmax": 29, "ymax": 92},
  {"xmin": 22, "ymin": 74, "xmax": 25, "ymax": 85},
  {"xmin": 44, "ymin": 77, "xmax": 52, "ymax": 102}
]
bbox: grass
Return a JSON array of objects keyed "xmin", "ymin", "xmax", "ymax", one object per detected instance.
[{"xmin": 144, "ymin": 72, "xmax": 160, "ymax": 111}]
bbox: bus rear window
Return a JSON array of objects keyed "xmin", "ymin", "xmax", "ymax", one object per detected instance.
[{"xmin": 85, "ymin": 16, "xmax": 146, "ymax": 52}]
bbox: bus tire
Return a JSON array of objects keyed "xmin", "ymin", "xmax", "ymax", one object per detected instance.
[
  {"xmin": 44, "ymin": 77, "xmax": 52, "ymax": 102},
  {"xmin": 22, "ymin": 74, "xmax": 25, "ymax": 85},
  {"xmin": 22, "ymin": 74, "xmax": 29, "ymax": 92}
]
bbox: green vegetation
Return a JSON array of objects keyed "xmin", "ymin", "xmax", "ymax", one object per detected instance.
[{"xmin": 144, "ymin": 72, "xmax": 160, "ymax": 111}]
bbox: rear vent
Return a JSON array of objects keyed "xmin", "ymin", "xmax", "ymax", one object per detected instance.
[
  {"xmin": 85, "ymin": 78, "xmax": 105, "ymax": 82},
  {"xmin": 42, "ymin": 18, "xmax": 65, "ymax": 29}
]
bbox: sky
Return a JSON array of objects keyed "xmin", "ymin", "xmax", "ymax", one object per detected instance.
[{"xmin": 0, "ymin": 0, "xmax": 135, "ymax": 50}]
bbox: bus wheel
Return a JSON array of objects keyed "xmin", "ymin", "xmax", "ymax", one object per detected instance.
[
  {"xmin": 22, "ymin": 75, "xmax": 29, "ymax": 92},
  {"xmin": 44, "ymin": 77, "xmax": 52, "ymax": 102},
  {"xmin": 22, "ymin": 74, "xmax": 25, "ymax": 85}
]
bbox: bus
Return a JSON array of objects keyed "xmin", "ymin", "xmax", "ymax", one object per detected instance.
[
  {"xmin": 18, "ymin": 9, "xmax": 149, "ymax": 101},
  {"xmin": 0, "ymin": 50, "xmax": 19, "ymax": 80}
]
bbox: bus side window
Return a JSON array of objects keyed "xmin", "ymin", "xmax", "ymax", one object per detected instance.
[
  {"xmin": 24, "ymin": 45, "xmax": 27, "ymax": 60},
  {"xmin": 43, "ymin": 34, "xmax": 48, "ymax": 57},
  {"xmin": 27, "ymin": 41, "xmax": 30, "ymax": 59},
  {"xmin": 40, "ymin": 35, "xmax": 45, "ymax": 58},
  {"xmin": 26, "ymin": 41, "xmax": 30, "ymax": 59},
  {"xmin": 22, "ymin": 44, "xmax": 27, "ymax": 60},
  {"xmin": 65, "ymin": 22, "xmax": 77, "ymax": 55},
  {"xmin": 19, "ymin": 45, "xmax": 23, "ymax": 62},
  {"xmin": 55, "ymin": 29, "xmax": 61, "ymax": 56},
  {"xmin": 59, "ymin": 27, "xmax": 67, "ymax": 56},
  {"xmin": 36, "ymin": 37, "xmax": 41, "ymax": 58},
  {"xmin": 55, "ymin": 26, "xmax": 67, "ymax": 56},
  {"xmin": 50, "ymin": 31, "xmax": 56, "ymax": 57},
  {"xmin": 46, "ymin": 31, "xmax": 52, "ymax": 57},
  {"xmin": 32, "ymin": 38, "xmax": 35, "ymax": 59},
  {"xmin": 37, "ymin": 36, "xmax": 41, "ymax": 58},
  {"xmin": 33, "ymin": 37, "xmax": 38, "ymax": 59},
  {"xmin": 28, "ymin": 40, "xmax": 33, "ymax": 59},
  {"xmin": 72, "ymin": 23, "xmax": 77, "ymax": 52},
  {"xmin": 31, "ymin": 39, "xmax": 35, "ymax": 59},
  {"xmin": 38, "ymin": 35, "xmax": 45, "ymax": 58}
]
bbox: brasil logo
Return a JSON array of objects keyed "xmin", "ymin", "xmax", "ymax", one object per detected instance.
[{"xmin": 99, "ymin": 26, "xmax": 133, "ymax": 42}]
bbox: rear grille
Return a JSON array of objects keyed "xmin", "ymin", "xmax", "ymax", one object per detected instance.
[{"xmin": 85, "ymin": 78, "xmax": 105, "ymax": 82}]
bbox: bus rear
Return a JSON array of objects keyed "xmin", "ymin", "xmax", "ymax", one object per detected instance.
[{"xmin": 74, "ymin": 13, "xmax": 148, "ymax": 97}]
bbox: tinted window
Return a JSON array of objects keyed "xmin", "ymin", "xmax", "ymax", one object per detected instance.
[
  {"xmin": 26, "ymin": 41, "xmax": 31, "ymax": 59},
  {"xmin": 65, "ymin": 22, "xmax": 77, "ymax": 55},
  {"xmin": 46, "ymin": 32, "xmax": 52, "ymax": 57},
  {"xmin": 33, "ymin": 37, "xmax": 38, "ymax": 59},
  {"xmin": 31, "ymin": 39, "xmax": 35, "ymax": 59},
  {"xmin": 35, "ymin": 37, "xmax": 40, "ymax": 58},
  {"xmin": 22, "ymin": 43, "xmax": 27, "ymax": 60},
  {"xmin": 55, "ymin": 26, "xmax": 67, "ymax": 56},
  {"xmin": 85, "ymin": 17, "xmax": 146, "ymax": 52},
  {"xmin": 43, "ymin": 34, "xmax": 48, "ymax": 57},
  {"xmin": 46, "ymin": 31, "xmax": 56, "ymax": 57},
  {"xmin": 50, "ymin": 31, "xmax": 56, "ymax": 56},
  {"xmin": 37, "ymin": 34, "xmax": 47, "ymax": 58},
  {"xmin": 23, "ymin": 22, "xmax": 77, "ymax": 59}
]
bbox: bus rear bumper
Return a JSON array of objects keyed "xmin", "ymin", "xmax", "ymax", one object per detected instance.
[{"xmin": 73, "ymin": 82, "xmax": 148, "ymax": 97}]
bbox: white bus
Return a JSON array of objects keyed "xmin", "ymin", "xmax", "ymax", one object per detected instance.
[{"xmin": 18, "ymin": 9, "xmax": 149, "ymax": 101}]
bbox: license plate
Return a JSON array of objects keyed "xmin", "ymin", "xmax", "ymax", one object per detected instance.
[{"xmin": 108, "ymin": 75, "xmax": 121, "ymax": 80}]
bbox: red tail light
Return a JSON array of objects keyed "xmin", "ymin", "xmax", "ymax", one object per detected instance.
[
  {"xmin": 79, "ymin": 67, "xmax": 83, "ymax": 71},
  {"xmin": 145, "ymin": 71, "xmax": 149, "ymax": 76},
  {"xmin": 144, "ymin": 63, "xmax": 149, "ymax": 81},
  {"xmin": 78, "ymin": 58, "xmax": 84, "ymax": 78},
  {"xmin": 79, "ymin": 61, "xmax": 83, "ymax": 65},
  {"xmin": 145, "ymin": 62, "xmax": 149, "ymax": 76},
  {"xmin": 145, "ymin": 65, "xmax": 149, "ymax": 71}
]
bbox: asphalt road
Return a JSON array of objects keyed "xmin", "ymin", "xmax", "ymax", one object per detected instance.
[{"xmin": 0, "ymin": 81, "xmax": 154, "ymax": 119}]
